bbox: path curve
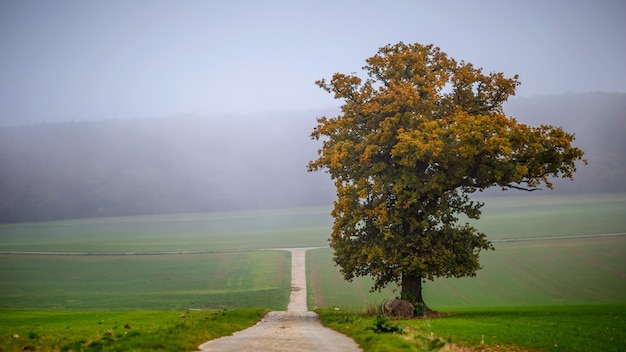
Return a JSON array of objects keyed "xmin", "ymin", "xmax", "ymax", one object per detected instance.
[{"xmin": 197, "ymin": 248, "xmax": 361, "ymax": 352}]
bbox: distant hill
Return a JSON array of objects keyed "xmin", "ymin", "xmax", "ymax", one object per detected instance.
[
  {"xmin": 0, "ymin": 93, "xmax": 624, "ymax": 223},
  {"xmin": 0, "ymin": 110, "xmax": 337, "ymax": 223}
]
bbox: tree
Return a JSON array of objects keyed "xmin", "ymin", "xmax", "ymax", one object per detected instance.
[{"xmin": 307, "ymin": 42, "xmax": 586, "ymax": 311}]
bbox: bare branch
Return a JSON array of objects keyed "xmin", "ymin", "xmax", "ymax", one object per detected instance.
[{"xmin": 502, "ymin": 184, "xmax": 541, "ymax": 192}]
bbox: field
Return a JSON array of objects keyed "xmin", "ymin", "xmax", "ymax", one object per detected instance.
[
  {"xmin": 0, "ymin": 251, "xmax": 290, "ymax": 311},
  {"xmin": 1, "ymin": 193, "xmax": 625, "ymax": 351},
  {"xmin": 307, "ymin": 194, "xmax": 626, "ymax": 351},
  {"xmin": 318, "ymin": 304, "xmax": 626, "ymax": 352},
  {"xmin": 0, "ymin": 207, "xmax": 328, "ymax": 310},
  {"xmin": 0, "ymin": 206, "xmax": 332, "ymax": 253},
  {"xmin": 1, "ymin": 195, "xmax": 625, "ymax": 311},
  {"xmin": 307, "ymin": 193, "xmax": 626, "ymax": 309},
  {"xmin": 307, "ymin": 235, "xmax": 626, "ymax": 309},
  {"xmin": 0, "ymin": 308, "xmax": 269, "ymax": 351}
]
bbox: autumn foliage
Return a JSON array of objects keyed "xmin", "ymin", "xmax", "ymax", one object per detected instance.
[{"xmin": 308, "ymin": 42, "xmax": 585, "ymax": 309}]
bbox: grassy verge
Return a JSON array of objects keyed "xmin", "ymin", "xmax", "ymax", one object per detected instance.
[
  {"xmin": 318, "ymin": 308, "xmax": 445, "ymax": 352},
  {"xmin": 0, "ymin": 308, "xmax": 268, "ymax": 352},
  {"xmin": 318, "ymin": 304, "xmax": 626, "ymax": 352}
]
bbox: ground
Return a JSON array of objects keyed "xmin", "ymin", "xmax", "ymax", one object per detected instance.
[{"xmin": 196, "ymin": 248, "xmax": 362, "ymax": 352}]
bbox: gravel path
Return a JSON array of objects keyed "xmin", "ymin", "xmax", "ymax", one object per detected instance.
[{"xmin": 197, "ymin": 248, "xmax": 362, "ymax": 351}]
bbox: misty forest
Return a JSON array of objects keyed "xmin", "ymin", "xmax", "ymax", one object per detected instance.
[{"xmin": 0, "ymin": 92, "xmax": 624, "ymax": 224}]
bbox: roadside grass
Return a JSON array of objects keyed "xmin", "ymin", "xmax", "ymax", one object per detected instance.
[
  {"xmin": 318, "ymin": 308, "xmax": 439, "ymax": 352},
  {"xmin": 318, "ymin": 304, "xmax": 626, "ymax": 352},
  {"xmin": 0, "ymin": 308, "xmax": 268, "ymax": 352},
  {"xmin": 0, "ymin": 251, "xmax": 291, "ymax": 310}
]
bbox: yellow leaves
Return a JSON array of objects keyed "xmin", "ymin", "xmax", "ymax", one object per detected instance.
[
  {"xmin": 327, "ymin": 73, "xmax": 363, "ymax": 100},
  {"xmin": 359, "ymin": 99, "xmax": 381, "ymax": 116},
  {"xmin": 391, "ymin": 120, "xmax": 446, "ymax": 165},
  {"xmin": 359, "ymin": 144, "xmax": 380, "ymax": 163}
]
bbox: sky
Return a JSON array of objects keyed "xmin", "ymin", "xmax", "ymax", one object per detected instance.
[{"xmin": 0, "ymin": 0, "xmax": 624, "ymax": 125}]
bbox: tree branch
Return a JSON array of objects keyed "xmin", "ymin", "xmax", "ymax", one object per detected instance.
[{"xmin": 502, "ymin": 184, "xmax": 541, "ymax": 192}]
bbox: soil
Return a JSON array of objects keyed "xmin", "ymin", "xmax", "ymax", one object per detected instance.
[{"xmin": 196, "ymin": 248, "xmax": 362, "ymax": 351}]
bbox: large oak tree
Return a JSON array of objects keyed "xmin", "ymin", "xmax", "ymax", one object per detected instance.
[{"xmin": 308, "ymin": 42, "xmax": 586, "ymax": 311}]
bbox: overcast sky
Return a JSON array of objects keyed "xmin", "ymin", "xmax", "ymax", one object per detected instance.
[{"xmin": 1, "ymin": 0, "xmax": 624, "ymax": 125}]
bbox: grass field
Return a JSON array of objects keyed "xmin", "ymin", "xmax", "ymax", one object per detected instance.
[
  {"xmin": 308, "ymin": 235, "xmax": 626, "ymax": 310},
  {"xmin": 307, "ymin": 193, "xmax": 626, "ymax": 310},
  {"xmin": 0, "ymin": 308, "xmax": 269, "ymax": 352},
  {"xmin": 1, "ymin": 194, "xmax": 625, "ymax": 311},
  {"xmin": 0, "ymin": 206, "xmax": 330, "ymax": 311},
  {"xmin": 0, "ymin": 193, "xmax": 625, "ymax": 350},
  {"xmin": 318, "ymin": 304, "xmax": 626, "ymax": 352},
  {"xmin": 0, "ymin": 250, "xmax": 291, "ymax": 311},
  {"xmin": 429, "ymin": 305, "xmax": 626, "ymax": 352},
  {"xmin": 0, "ymin": 206, "xmax": 332, "ymax": 253},
  {"xmin": 472, "ymin": 193, "xmax": 626, "ymax": 239}
]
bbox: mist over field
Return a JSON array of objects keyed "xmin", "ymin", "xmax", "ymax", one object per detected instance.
[
  {"xmin": 0, "ymin": 93, "xmax": 624, "ymax": 223},
  {"xmin": 0, "ymin": 109, "xmax": 337, "ymax": 222},
  {"xmin": 1, "ymin": 2, "xmax": 624, "ymax": 223}
]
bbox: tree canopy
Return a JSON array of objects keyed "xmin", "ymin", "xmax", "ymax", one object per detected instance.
[{"xmin": 308, "ymin": 42, "xmax": 586, "ymax": 310}]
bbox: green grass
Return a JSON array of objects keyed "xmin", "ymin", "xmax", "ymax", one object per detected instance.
[
  {"xmin": 0, "ymin": 194, "xmax": 625, "ymax": 350},
  {"xmin": 473, "ymin": 193, "xmax": 626, "ymax": 239},
  {"xmin": 0, "ymin": 206, "xmax": 332, "ymax": 253},
  {"xmin": 4, "ymin": 195, "xmax": 618, "ymax": 311},
  {"xmin": 307, "ymin": 193, "xmax": 626, "ymax": 310},
  {"xmin": 3, "ymin": 194, "xmax": 621, "ymax": 253},
  {"xmin": 430, "ymin": 305, "xmax": 626, "ymax": 351},
  {"xmin": 307, "ymin": 248, "xmax": 399, "ymax": 310},
  {"xmin": 307, "ymin": 234, "xmax": 626, "ymax": 310},
  {"xmin": 0, "ymin": 308, "xmax": 268, "ymax": 352},
  {"xmin": 310, "ymin": 194, "xmax": 626, "ymax": 350},
  {"xmin": 318, "ymin": 304, "xmax": 626, "ymax": 352},
  {"xmin": 318, "ymin": 308, "xmax": 428, "ymax": 352},
  {"xmin": 423, "ymin": 235, "xmax": 626, "ymax": 307},
  {"xmin": 0, "ymin": 251, "xmax": 291, "ymax": 310}
]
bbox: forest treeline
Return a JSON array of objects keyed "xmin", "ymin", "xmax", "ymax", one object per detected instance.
[{"xmin": 1, "ymin": 93, "xmax": 624, "ymax": 223}]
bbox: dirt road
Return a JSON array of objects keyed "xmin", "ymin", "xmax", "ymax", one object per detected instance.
[{"xmin": 197, "ymin": 248, "xmax": 362, "ymax": 351}]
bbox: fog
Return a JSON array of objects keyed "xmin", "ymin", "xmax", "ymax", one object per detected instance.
[
  {"xmin": 503, "ymin": 93, "xmax": 626, "ymax": 194},
  {"xmin": 0, "ymin": 109, "xmax": 338, "ymax": 222},
  {"xmin": 1, "ymin": 1, "xmax": 624, "ymax": 125},
  {"xmin": 1, "ymin": 93, "xmax": 625, "ymax": 223},
  {"xmin": 1, "ymin": 2, "xmax": 625, "ymax": 222}
]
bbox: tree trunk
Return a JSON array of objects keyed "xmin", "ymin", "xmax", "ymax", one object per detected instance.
[{"xmin": 400, "ymin": 273, "xmax": 430, "ymax": 312}]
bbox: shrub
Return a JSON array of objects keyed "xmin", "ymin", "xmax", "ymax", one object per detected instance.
[
  {"xmin": 414, "ymin": 303, "xmax": 427, "ymax": 317},
  {"xmin": 368, "ymin": 316, "xmax": 404, "ymax": 334}
]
